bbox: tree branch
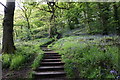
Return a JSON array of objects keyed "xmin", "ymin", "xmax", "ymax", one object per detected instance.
[
  {"xmin": 55, "ymin": 4, "xmax": 69, "ymax": 10},
  {"xmin": 0, "ymin": 2, "xmax": 7, "ymax": 8}
]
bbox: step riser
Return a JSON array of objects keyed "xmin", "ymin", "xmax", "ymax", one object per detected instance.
[
  {"xmin": 42, "ymin": 60, "xmax": 61, "ymax": 62},
  {"xmin": 33, "ymin": 46, "xmax": 66, "ymax": 79},
  {"xmin": 44, "ymin": 57, "xmax": 61, "ymax": 59},
  {"xmin": 35, "ymin": 68, "xmax": 64, "ymax": 72},
  {"xmin": 41, "ymin": 63, "xmax": 64, "ymax": 66},
  {"xmin": 42, "ymin": 48, "xmax": 52, "ymax": 50},
  {"xmin": 44, "ymin": 55, "xmax": 61, "ymax": 58},
  {"xmin": 44, "ymin": 55, "xmax": 60, "ymax": 57},
  {"xmin": 44, "ymin": 55, "xmax": 61, "ymax": 57},
  {"xmin": 43, "ymin": 50, "xmax": 52, "ymax": 52},
  {"xmin": 38, "ymin": 78, "xmax": 67, "ymax": 80},
  {"xmin": 44, "ymin": 56, "xmax": 61, "ymax": 58},
  {"xmin": 44, "ymin": 53, "xmax": 59, "ymax": 55},
  {"xmin": 44, "ymin": 54, "xmax": 61, "ymax": 56},
  {"xmin": 34, "ymin": 74, "xmax": 66, "ymax": 79}
]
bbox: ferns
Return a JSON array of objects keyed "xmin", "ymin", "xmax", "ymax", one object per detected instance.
[{"xmin": 51, "ymin": 36, "xmax": 119, "ymax": 78}]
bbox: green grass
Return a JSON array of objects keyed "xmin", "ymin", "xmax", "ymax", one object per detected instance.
[
  {"xmin": 2, "ymin": 54, "xmax": 11, "ymax": 68},
  {"xmin": 2, "ymin": 38, "xmax": 52, "ymax": 70},
  {"xmin": 10, "ymin": 55, "xmax": 25, "ymax": 69},
  {"xmin": 50, "ymin": 36, "xmax": 119, "ymax": 78}
]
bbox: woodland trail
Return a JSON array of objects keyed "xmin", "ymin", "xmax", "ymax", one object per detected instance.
[{"xmin": 32, "ymin": 44, "xmax": 67, "ymax": 80}]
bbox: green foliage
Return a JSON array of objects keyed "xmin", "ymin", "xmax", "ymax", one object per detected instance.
[
  {"xmin": 79, "ymin": 46, "xmax": 118, "ymax": 78},
  {"xmin": 1, "ymin": 1, "xmax": 120, "ymax": 78},
  {"xmin": 13, "ymin": 2, "xmax": 120, "ymax": 41},
  {"xmin": 31, "ymin": 38, "xmax": 53, "ymax": 70},
  {"xmin": 10, "ymin": 55, "xmax": 25, "ymax": 69},
  {"xmin": 2, "ymin": 38, "xmax": 51, "ymax": 70},
  {"xmin": 31, "ymin": 53, "xmax": 43, "ymax": 70},
  {"xmin": 51, "ymin": 36, "xmax": 119, "ymax": 78},
  {"xmin": 2, "ymin": 54, "xmax": 11, "ymax": 68}
]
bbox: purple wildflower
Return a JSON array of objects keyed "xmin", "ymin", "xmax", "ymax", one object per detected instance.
[{"xmin": 110, "ymin": 70, "xmax": 117, "ymax": 74}]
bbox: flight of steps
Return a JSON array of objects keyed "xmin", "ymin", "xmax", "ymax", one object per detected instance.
[{"xmin": 32, "ymin": 46, "xmax": 67, "ymax": 80}]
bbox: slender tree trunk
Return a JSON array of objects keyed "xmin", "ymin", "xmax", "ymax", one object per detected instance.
[
  {"xmin": 113, "ymin": 3, "xmax": 120, "ymax": 35},
  {"xmin": 2, "ymin": 0, "xmax": 16, "ymax": 54},
  {"xmin": 47, "ymin": 2, "xmax": 62, "ymax": 39},
  {"xmin": 48, "ymin": 2, "xmax": 57, "ymax": 38},
  {"xmin": 49, "ymin": 25, "xmax": 52, "ymax": 38},
  {"xmin": 85, "ymin": 3, "xmax": 91, "ymax": 32},
  {"xmin": 98, "ymin": 3, "xmax": 109, "ymax": 35},
  {"xmin": 26, "ymin": 17, "xmax": 30, "ymax": 29}
]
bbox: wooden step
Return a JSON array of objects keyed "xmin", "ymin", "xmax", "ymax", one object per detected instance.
[
  {"xmin": 44, "ymin": 54, "xmax": 61, "ymax": 56},
  {"xmin": 33, "ymin": 71, "xmax": 66, "ymax": 79},
  {"xmin": 41, "ymin": 62, "xmax": 65, "ymax": 66},
  {"xmin": 44, "ymin": 53, "xmax": 59, "ymax": 55},
  {"xmin": 43, "ymin": 49, "xmax": 52, "ymax": 51},
  {"xmin": 41, "ymin": 47, "xmax": 47, "ymax": 49},
  {"xmin": 42, "ymin": 59, "xmax": 61, "ymax": 62},
  {"xmin": 44, "ymin": 55, "xmax": 61, "ymax": 57},
  {"xmin": 44, "ymin": 56, "xmax": 61, "ymax": 59},
  {"xmin": 44, "ymin": 51, "xmax": 58, "ymax": 54},
  {"xmin": 44, "ymin": 40, "xmax": 54, "ymax": 45},
  {"xmin": 41, "ymin": 47, "xmax": 52, "ymax": 51},
  {"xmin": 35, "ymin": 66, "xmax": 64, "ymax": 72},
  {"xmin": 39, "ymin": 77, "xmax": 67, "ymax": 80},
  {"xmin": 33, "ymin": 47, "xmax": 66, "ymax": 79}
]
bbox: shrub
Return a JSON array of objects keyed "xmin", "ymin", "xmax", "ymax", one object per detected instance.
[
  {"xmin": 10, "ymin": 55, "xmax": 25, "ymax": 70},
  {"xmin": 31, "ymin": 53, "xmax": 43, "ymax": 70},
  {"xmin": 51, "ymin": 36, "xmax": 119, "ymax": 78},
  {"xmin": 2, "ymin": 38, "xmax": 53, "ymax": 70},
  {"xmin": 79, "ymin": 46, "xmax": 118, "ymax": 78},
  {"xmin": 2, "ymin": 54, "xmax": 11, "ymax": 68}
]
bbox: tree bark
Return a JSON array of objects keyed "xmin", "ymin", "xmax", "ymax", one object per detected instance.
[
  {"xmin": 2, "ymin": 0, "xmax": 16, "ymax": 54},
  {"xmin": 85, "ymin": 3, "xmax": 91, "ymax": 32},
  {"xmin": 113, "ymin": 3, "xmax": 120, "ymax": 35},
  {"xmin": 47, "ymin": 2, "xmax": 57, "ymax": 38},
  {"xmin": 98, "ymin": 3, "xmax": 109, "ymax": 35}
]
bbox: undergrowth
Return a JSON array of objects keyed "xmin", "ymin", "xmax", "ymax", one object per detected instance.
[
  {"xmin": 50, "ymin": 36, "xmax": 119, "ymax": 79},
  {"xmin": 31, "ymin": 53, "xmax": 44, "ymax": 70},
  {"xmin": 2, "ymin": 38, "xmax": 52, "ymax": 70}
]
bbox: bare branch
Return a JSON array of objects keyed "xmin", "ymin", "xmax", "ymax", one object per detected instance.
[
  {"xmin": 16, "ymin": 1, "xmax": 25, "ymax": 13},
  {"xmin": 55, "ymin": 4, "xmax": 69, "ymax": 10},
  {"xmin": 0, "ymin": 2, "xmax": 7, "ymax": 8}
]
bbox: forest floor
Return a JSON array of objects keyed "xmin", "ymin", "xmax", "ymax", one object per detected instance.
[
  {"xmin": 1, "ymin": 34, "xmax": 120, "ymax": 79},
  {"xmin": 2, "ymin": 54, "xmax": 36, "ymax": 79},
  {"xmin": 2, "ymin": 59, "xmax": 33, "ymax": 79}
]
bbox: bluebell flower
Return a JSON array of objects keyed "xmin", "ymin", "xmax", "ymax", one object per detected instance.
[{"xmin": 110, "ymin": 70, "xmax": 117, "ymax": 74}]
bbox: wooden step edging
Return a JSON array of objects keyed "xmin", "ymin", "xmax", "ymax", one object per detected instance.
[{"xmin": 32, "ymin": 46, "xmax": 66, "ymax": 79}]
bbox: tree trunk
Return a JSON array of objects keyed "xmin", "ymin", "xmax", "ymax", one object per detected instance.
[
  {"xmin": 48, "ymin": 2, "xmax": 56, "ymax": 38},
  {"xmin": 98, "ymin": 3, "xmax": 109, "ymax": 35},
  {"xmin": 48, "ymin": 25, "xmax": 53, "ymax": 38},
  {"xmin": 2, "ymin": 0, "xmax": 16, "ymax": 54},
  {"xmin": 26, "ymin": 17, "xmax": 30, "ymax": 29},
  {"xmin": 85, "ymin": 3, "xmax": 91, "ymax": 32},
  {"xmin": 113, "ymin": 3, "xmax": 120, "ymax": 35}
]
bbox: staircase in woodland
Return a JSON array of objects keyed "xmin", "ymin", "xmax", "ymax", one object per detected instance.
[{"xmin": 32, "ymin": 42, "xmax": 67, "ymax": 80}]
